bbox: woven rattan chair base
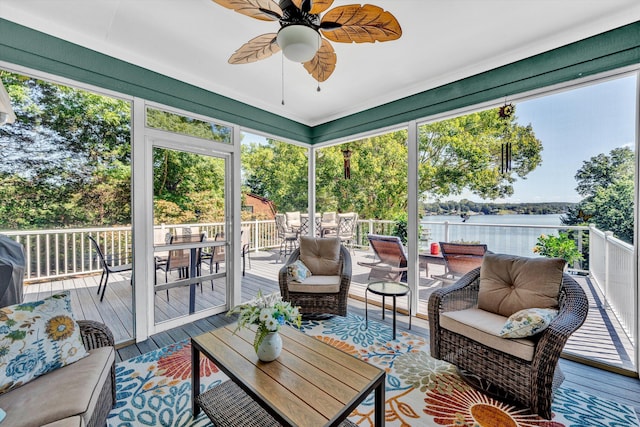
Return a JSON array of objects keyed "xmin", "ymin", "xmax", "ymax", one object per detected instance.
[{"xmin": 196, "ymin": 380, "xmax": 358, "ymax": 427}]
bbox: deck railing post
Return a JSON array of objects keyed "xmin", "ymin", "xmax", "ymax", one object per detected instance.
[
  {"xmin": 253, "ymin": 219, "xmax": 259, "ymax": 251},
  {"xmin": 444, "ymin": 221, "xmax": 450, "ymax": 242},
  {"xmin": 604, "ymin": 231, "xmax": 613, "ymax": 309}
]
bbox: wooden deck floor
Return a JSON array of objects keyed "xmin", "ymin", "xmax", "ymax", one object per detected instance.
[
  {"xmin": 20, "ymin": 248, "xmax": 640, "ymax": 417},
  {"xmin": 23, "ymin": 248, "xmax": 636, "ymax": 373}
]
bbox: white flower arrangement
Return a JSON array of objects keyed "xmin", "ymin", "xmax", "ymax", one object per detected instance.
[{"xmin": 227, "ymin": 290, "xmax": 302, "ymax": 352}]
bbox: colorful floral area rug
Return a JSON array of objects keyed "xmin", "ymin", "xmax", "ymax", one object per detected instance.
[{"xmin": 108, "ymin": 313, "xmax": 639, "ymax": 427}]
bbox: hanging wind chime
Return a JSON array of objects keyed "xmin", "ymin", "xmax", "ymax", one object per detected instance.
[
  {"xmin": 342, "ymin": 148, "xmax": 352, "ymax": 179},
  {"xmin": 498, "ymin": 102, "xmax": 514, "ymax": 173}
]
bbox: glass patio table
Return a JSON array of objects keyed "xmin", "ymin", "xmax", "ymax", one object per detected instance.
[{"xmin": 365, "ymin": 281, "xmax": 412, "ymax": 340}]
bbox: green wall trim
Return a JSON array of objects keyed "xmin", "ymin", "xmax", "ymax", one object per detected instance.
[
  {"xmin": 1, "ymin": 18, "xmax": 639, "ymax": 145},
  {"xmin": 0, "ymin": 19, "xmax": 312, "ymax": 143},
  {"xmin": 311, "ymin": 21, "xmax": 640, "ymax": 144}
]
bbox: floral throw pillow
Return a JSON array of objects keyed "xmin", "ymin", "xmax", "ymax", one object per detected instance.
[
  {"xmin": 287, "ymin": 260, "xmax": 312, "ymax": 282},
  {"xmin": 0, "ymin": 292, "xmax": 88, "ymax": 394},
  {"xmin": 499, "ymin": 307, "xmax": 559, "ymax": 338}
]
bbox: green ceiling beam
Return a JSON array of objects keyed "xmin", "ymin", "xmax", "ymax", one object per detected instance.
[
  {"xmin": 0, "ymin": 19, "xmax": 313, "ymax": 144},
  {"xmin": 311, "ymin": 21, "xmax": 640, "ymax": 144}
]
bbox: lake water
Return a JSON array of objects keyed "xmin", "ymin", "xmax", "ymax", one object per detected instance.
[
  {"xmin": 419, "ymin": 214, "xmax": 566, "ymax": 257},
  {"xmin": 422, "ymin": 214, "xmax": 563, "ymax": 226}
]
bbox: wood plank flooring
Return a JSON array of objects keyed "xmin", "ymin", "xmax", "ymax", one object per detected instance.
[{"xmin": 22, "ymin": 247, "xmax": 640, "ymax": 416}]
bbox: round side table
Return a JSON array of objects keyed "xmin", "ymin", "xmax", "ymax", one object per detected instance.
[{"xmin": 365, "ymin": 281, "xmax": 412, "ymax": 339}]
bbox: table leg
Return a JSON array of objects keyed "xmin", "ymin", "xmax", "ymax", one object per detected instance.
[
  {"xmin": 374, "ymin": 375, "xmax": 386, "ymax": 426},
  {"xmin": 381, "ymin": 295, "xmax": 385, "ymax": 320},
  {"xmin": 189, "ymin": 248, "xmax": 197, "ymax": 314},
  {"xmin": 392, "ymin": 295, "xmax": 397, "ymax": 340},
  {"xmin": 408, "ymin": 289, "xmax": 412, "ymax": 330},
  {"xmin": 191, "ymin": 340, "xmax": 201, "ymax": 417},
  {"xmin": 365, "ymin": 288, "xmax": 369, "ymax": 328}
]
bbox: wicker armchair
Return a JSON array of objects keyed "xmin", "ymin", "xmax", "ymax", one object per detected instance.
[
  {"xmin": 428, "ymin": 267, "xmax": 588, "ymax": 419},
  {"xmin": 279, "ymin": 237, "xmax": 352, "ymax": 316},
  {"xmin": 78, "ymin": 319, "xmax": 117, "ymax": 426}
]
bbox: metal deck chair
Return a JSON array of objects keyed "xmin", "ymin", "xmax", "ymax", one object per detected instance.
[
  {"xmin": 156, "ymin": 233, "xmax": 205, "ymax": 299},
  {"xmin": 357, "ymin": 234, "xmax": 408, "ymax": 282},
  {"xmin": 432, "ymin": 242, "xmax": 488, "ymax": 285},
  {"xmin": 89, "ymin": 235, "xmax": 132, "ymax": 302}
]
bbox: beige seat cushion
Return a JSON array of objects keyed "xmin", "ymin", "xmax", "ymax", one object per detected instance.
[
  {"xmin": 288, "ymin": 275, "xmax": 342, "ymax": 293},
  {"xmin": 299, "ymin": 236, "xmax": 341, "ymax": 275},
  {"xmin": 0, "ymin": 347, "xmax": 114, "ymax": 427},
  {"xmin": 441, "ymin": 308, "xmax": 536, "ymax": 361},
  {"xmin": 478, "ymin": 253, "xmax": 564, "ymax": 317}
]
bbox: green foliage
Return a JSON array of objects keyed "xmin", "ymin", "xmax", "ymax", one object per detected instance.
[
  {"xmin": 423, "ymin": 200, "xmax": 574, "ymax": 215},
  {"xmin": 533, "ymin": 232, "xmax": 583, "ymax": 265},
  {"xmin": 392, "ymin": 213, "xmax": 408, "ymax": 245},
  {"xmin": 562, "ymin": 147, "xmax": 634, "ymax": 244},
  {"xmin": 0, "ymin": 71, "xmax": 132, "ymax": 228},
  {"xmin": 418, "ymin": 107, "xmax": 543, "ymax": 201}
]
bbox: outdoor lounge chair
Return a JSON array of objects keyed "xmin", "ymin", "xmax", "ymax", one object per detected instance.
[
  {"xmin": 428, "ymin": 253, "xmax": 589, "ymax": 419},
  {"xmin": 432, "ymin": 241, "xmax": 488, "ymax": 285},
  {"xmin": 357, "ymin": 234, "xmax": 408, "ymax": 282}
]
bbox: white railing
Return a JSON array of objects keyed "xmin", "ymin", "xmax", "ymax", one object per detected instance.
[
  {"xmin": 421, "ymin": 220, "xmax": 589, "ymax": 270},
  {"xmin": 1, "ymin": 218, "xmax": 589, "ymax": 280},
  {"xmin": 2, "ymin": 219, "xmax": 635, "ymax": 348},
  {"xmin": 589, "ymin": 226, "xmax": 636, "ymax": 346}
]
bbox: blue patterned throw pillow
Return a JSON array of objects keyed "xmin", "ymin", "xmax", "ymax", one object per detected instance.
[
  {"xmin": 0, "ymin": 292, "xmax": 88, "ymax": 394},
  {"xmin": 287, "ymin": 260, "xmax": 312, "ymax": 282},
  {"xmin": 499, "ymin": 307, "xmax": 559, "ymax": 338}
]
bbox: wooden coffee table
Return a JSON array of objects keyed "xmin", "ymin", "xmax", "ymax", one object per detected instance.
[{"xmin": 191, "ymin": 324, "xmax": 386, "ymax": 426}]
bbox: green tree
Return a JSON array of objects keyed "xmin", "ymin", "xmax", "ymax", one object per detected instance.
[
  {"xmin": 0, "ymin": 71, "xmax": 132, "ymax": 228},
  {"xmin": 242, "ymin": 141, "xmax": 308, "ymax": 213},
  {"xmin": 419, "ymin": 107, "xmax": 542, "ymax": 200},
  {"xmin": 562, "ymin": 147, "xmax": 634, "ymax": 243},
  {"xmin": 315, "ymin": 132, "xmax": 408, "ymax": 219}
]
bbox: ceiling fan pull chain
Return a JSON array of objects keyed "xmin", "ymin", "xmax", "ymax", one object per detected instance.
[{"xmin": 281, "ymin": 54, "xmax": 285, "ymax": 106}]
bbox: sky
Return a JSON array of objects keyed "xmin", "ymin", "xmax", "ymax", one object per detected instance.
[
  {"xmin": 455, "ymin": 74, "xmax": 637, "ymax": 203},
  {"xmin": 243, "ymin": 74, "xmax": 637, "ymax": 204}
]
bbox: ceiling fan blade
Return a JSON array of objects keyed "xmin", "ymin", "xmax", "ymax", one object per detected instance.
[
  {"xmin": 211, "ymin": 0, "xmax": 282, "ymax": 21},
  {"xmin": 228, "ymin": 33, "xmax": 281, "ymax": 64},
  {"xmin": 303, "ymin": 39, "xmax": 336, "ymax": 82},
  {"xmin": 291, "ymin": 0, "xmax": 334, "ymax": 15},
  {"xmin": 319, "ymin": 4, "xmax": 402, "ymax": 43}
]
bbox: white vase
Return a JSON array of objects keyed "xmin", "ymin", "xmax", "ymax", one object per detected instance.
[{"xmin": 256, "ymin": 331, "xmax": 282, "ymax": 362}]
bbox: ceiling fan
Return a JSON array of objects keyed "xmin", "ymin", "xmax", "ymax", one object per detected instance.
[{"xmin": 211, "ymin": 0, "xmax": 402, "ymax": 82}]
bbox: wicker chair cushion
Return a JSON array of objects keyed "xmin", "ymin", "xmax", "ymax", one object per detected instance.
[
  {"xmin": 288, "ymin": 275, "xmax": 341, "ymax": 293},
  {"xmin": 0, "ymin": 346, "xmax": 114, "ymax": 426},
  {"xmin": 478, "ymin": 253, "xmax": 564, "ymax": 317},
  {"xmin": 299, "ymin": 236, "xmax": 341, "ymax": 275},
  {"xmin": 0, "ymin": 292, "xmax": 89, "ymax": 394},
  {"xmin": 441, "ymin": 308, "xmax": 536, "ymax": 361},
  {"xmin": 285, "ymin": 211, "xmax": 301, "ymax": 228}
]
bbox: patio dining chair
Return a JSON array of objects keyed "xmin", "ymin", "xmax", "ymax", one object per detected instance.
[
  {"xmin": 276, "ymin": 213, "xmax": 299, "ymax": 260},
  {"xmin": 323, "ymin": 212, "xmax": 358, "ymax": 253},
  {"xmin": 357, "ymin": 234, "xmax": 408, "ymax": 282},
  {"xmin": 299, "ymin": 213, "xmax": 322, "ymax": 237},
  {"xmin": 156, "ymin": 233, "xmax": 206, "ymax": 299},
  {"xmin": 241, "ymin": 227, "xmax": 251, "ymax": 276},
  {"xmin": 89, "ymin": 235, "xmax": 132, "ymax": 302}
]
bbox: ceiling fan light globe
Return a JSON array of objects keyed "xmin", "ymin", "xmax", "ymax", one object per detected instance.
[{"xmin": 277, "ymin": 25, "xmax": 320, "ymax": 63}]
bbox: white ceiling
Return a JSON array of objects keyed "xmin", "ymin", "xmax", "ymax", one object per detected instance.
[{"xmin": 2, "ymin": 1, "xmax": 640, "ymax": 127}]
